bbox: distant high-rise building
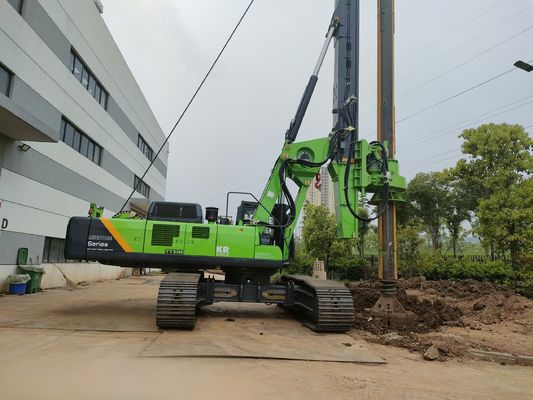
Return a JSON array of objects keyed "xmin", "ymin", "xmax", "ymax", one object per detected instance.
[{"xmin": 305, "ymin": 165, "xmax": 335, "ymax": 215}]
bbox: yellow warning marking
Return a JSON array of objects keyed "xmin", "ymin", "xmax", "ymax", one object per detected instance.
[{"xmin": 101, "ymin": 218, "xmax": 133, "ymax": 252}]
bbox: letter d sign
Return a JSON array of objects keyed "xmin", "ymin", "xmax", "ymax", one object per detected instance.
[{"xmin": 1, "ymin": 218, "xmax": 7, "ymax": 229}]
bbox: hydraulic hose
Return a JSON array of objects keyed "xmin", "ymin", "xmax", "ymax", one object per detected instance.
[
  {"xmin": 265, "ymin": 129, "xmax": 346, "ymax": 229},
  {"xmin": 343, "ymin": 140, "xmax": 389, "ymax": 223}
]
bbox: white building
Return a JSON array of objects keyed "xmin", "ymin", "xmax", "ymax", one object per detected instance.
[
  {"xmin": 305, "ymin": 165, "xmax": 335, "ymax": 215},
  {"xmin": 0, "ymin": 0, "xmax": 168, "ymax": 290}
]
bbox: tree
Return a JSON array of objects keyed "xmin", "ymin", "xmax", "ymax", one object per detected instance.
[
  {"xmin": 439, "ymin": 172, "xmax": 471, "ymax": 256},
  {"xmin": 453, "ymin": 123, "xmax": 532, "ymax": 205},
  {"xmin": 301, "ymin": 204, "xmax": 337, "ymax": 266},
  {"xmin": 356, "ymin": 203, "xmax": 370, "ymax": 257},
  {"xmin": 404, "ymin": 172, "xmax": 449, "ymax": 250},
  {"xmin": 451, "ymin": 123, "xmax": 533, "ymax": 266},
  {"xmin": 397, "ymin": 222, "xmax": 424, "ymax": 277},
  {"xmin": 476, "ymin": 179, "xmax": 533, "ymax": 270}
]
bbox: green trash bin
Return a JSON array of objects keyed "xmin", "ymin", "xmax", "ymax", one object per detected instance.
[{"xmin": 18, "ymin": 265, "xmax": 44, "ymax": 294}]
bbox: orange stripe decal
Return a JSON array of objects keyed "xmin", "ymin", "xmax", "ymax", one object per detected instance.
[{"xmin": 101, "ymin": 218, "xmax": 133, "ymax": 252}]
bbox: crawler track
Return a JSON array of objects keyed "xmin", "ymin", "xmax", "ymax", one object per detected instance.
[
  {"xmin": 156, "ymin": 272, "xmax": 201, "ymax": 329},
  {"xmin": 281, "ymin": 275, "xmax": 354, "ymax": 332}
]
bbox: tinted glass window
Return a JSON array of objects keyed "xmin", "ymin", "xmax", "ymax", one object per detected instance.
[
  {"xmin": 69, "ymin": 52, "xmax": 75, "ymax": 73},
  {"xmin": 88, "ymin": 76, "xmax": 96, "ymax": 96},
  {"xmin": 100, "ymin": 91, "xmax": 107, "ymax": 108},
  {"xmin": 87, "ymin": 141, "xmax": 95, "ymax": 160},
  {"xmin": 70, "ymin": 49, "xmax": 108, "ymax": 109},
  {"xmin": 64, "ymin": 124, "xmax": 75, "ymax": 147},
  {"xmin": 134, "ymin": 176, "xmax": 150, "ymax": 198},
  {"xmin": 43, "ymin": 237, "xmax": 67, "ymax": 263},
  {"xmin": 72, "ymin": 130, "xmax": 81, "ymax": 151},
  {"xmin": 60, "ymin": 118, "xmax": 66, "ymax": 138},
  {"xmin": 7, "ymin": 0, "xmax": 23, "ymax": 14},
  {"xmin": 80, "ymin": 135, "xmax": 89, "ymax": 157},
  {"xmin": 73, "ymin": 58, "xmax": 83, "ymax": 81},
  {"xmin": 137, "ymin": 134, "xmax": 154, "ymax": 161},
  {"xmin": 60, "ymin": 118, "xmax": 102, "ymax": 165},
  {"xmin": 94, "ymin": 85, "xmax": 101, "ymax": 103},
  {"xmin": 81, "ymin": 69, "xmax": 89, "ymax": 88},
  {"xmin": 93, "ymin": 146, "xmax": 101, "ymax": 164},
  {"xmin": 0, "ymin": 65, "xmax": 12, "ymax": 96}
]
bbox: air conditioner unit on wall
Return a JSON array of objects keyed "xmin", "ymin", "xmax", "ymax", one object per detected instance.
[{"xmin": 94, "ymin": 0, "xmax": 104, "ymax": 14}]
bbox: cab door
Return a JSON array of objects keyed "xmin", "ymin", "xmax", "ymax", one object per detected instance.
[{"xmin": 183, "ymin": 224, "xmax": 217, "ymax": 256}]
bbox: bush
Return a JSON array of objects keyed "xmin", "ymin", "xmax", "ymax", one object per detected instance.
[
  {"xmin": 328, "ymin": 257, "xmax": 368, "ymax": 281},
  {"xmin": 417, "ymin": 258, "xmax": 514, "ymax": 283}
]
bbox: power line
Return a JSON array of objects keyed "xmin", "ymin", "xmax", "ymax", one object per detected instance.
[
  {"xmin": 397, "ymin": 0, "xmax": 509, "ymax": 66},
  {"xmin": 397, "ymin": 25, "xmax": 533, "ymax": 100},
  {"xmin": 402, "ymin": 148, "xmax": 461, "ymax": 168},
  {"xmin": 395, "ymin": 66, "xmax": 519, "ymax": 126},
  {"xmin": 287, "ymin": 2, "xmax": 527, "ymax": 138},
  {"xmin": 397, "ymin": 95, "xmax": 533, "ymax": 149},
  {"xmin": 402, "ymin": 154, "xmax": 461, "ymax": 174},
  {"xmin": 398, "ymin": 4, "xmax": 533, "ymax": 82},
  {"xmin": 195, "ymin": 99, "xmax": 533, "ymax": 203},
  {"xmin": 119, "ymin": 0, "xmax": 256, "ymax": 211}
]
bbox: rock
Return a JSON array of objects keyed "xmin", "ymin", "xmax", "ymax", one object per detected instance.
[
  {"xmin": 473, "ymin": 302, "xmax": 486, "ymax": 311},
  {"xmin": 423, "ymin": 345, "xmax": 440, "ymax": 361}
]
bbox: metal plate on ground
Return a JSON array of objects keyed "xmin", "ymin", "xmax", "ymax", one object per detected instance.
[{"xmin": 141, "ymin": 303, "xmax": 385, "ymax": 364}]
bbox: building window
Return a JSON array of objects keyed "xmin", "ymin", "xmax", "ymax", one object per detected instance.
[
  {"xmin": 7, "ymin": 0, "xmax": 24, "ymax": 14},
  {"xmin": 60, "ymin": 117, "xmax": 102, "ymax": 165},
  {"xmin": 43, "ymin": 237, "xmax": 66, "ymax": 263},
  {"xmin": 134, "ymin": 175, "xmax": 150, "ymax": 198},
  {"xmin": 69, "ymin": 49, "xmax": 108, "ymax": 109},
  {"xmin": 0, "ymin": 63, "xmax": 13, "ymax": 97},
  {"xmin": 137, "ymin": 134, "xmax": 153, "ymax": 161}
]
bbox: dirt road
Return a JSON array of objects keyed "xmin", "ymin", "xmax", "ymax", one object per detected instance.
[{"xmin": 0, "ymin": 277, "xmax": 531, "ymax": 400}]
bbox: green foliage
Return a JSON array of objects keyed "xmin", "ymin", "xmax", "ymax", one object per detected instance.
[
  {"xmin": 301, "ymin": 204, "xmax": 337, "ymax": 265},
  {"xmin": 327, "ymin": 257, "xmax": 369, "ymax": 281},
  {"xmin": 402, "ymin": 172, "xmax": 449, "ymax": 250},
  {"xmin": 397, "ymin": 223, "xmax": 424, "ymax": 276},
  {"xmin": 415, "ymin": 257, "xmax": 513, "ymax": 283},
  {"xmin": 397, "ymin": 250, "xmax": 533, "ymax": 298},
  {"xmin": 454, "ymin": 123, "xmax": 532, "ymax": 193},
  {"xmin": 287, "ymin": 238, "xmax": 313, "ymax": 275},
  {"xmin": 356, "ymin": 204, "xmax": 370, "ymax": 257},
  {"xmin": 476, "ymin": 179, "xmax": 533, "ymax": 269},
  {"xmin": 451, "ymin": 123, "xmax": 533, "ymax": 267}
]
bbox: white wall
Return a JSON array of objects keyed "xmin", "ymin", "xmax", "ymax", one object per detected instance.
[
  {"xmin": 0, "ymin": 169, "xmax": 120, "ymax": 238},
  {"xmin": 0, "ymin": 262, "xmax": 132, "ymax": 293},
  {"xmin": 0, "ymin": 1, "xmax": 167, "ymax": 194}
]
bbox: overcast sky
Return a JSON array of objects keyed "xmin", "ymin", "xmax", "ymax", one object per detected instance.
[{"xmin": 103, "ymin": 0, "xmax": 533, "ymax": 214}]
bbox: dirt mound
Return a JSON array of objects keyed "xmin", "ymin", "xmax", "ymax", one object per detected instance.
[
  {"xmin": 347, "ymin": 278, "xmax": 533, "ymax": 360},
  {"xmin": 348, "ymin": 281, "xmax": 463, "ymax": 334},
  {"xmin": 400, "ymin": 278, "xmax": 530, "ymax": 325}
]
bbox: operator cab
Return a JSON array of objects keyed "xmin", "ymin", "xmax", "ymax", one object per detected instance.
[{"xmin": 236, "ymin": 201, "xmax": 258, "ymax": 225}]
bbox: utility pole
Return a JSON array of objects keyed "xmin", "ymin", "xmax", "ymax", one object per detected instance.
[{"xmin": 371, "ymin": 0, "xmax": 412, "ymax": 327}]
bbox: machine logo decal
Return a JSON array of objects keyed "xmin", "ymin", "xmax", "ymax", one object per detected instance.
[
  {"xmin": 216, "ymin": 246, "xmax": 229, "ymax": 255},
  {"xmin": 100, "ymin": 218, "xmax": 133, "ymax": 252}
]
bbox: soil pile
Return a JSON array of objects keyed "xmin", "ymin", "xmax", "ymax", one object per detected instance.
[
  {"xmin": 347, "ymin": 278, "xmax": 533, "ymax": 360},
  {"xmin": 401, "ymin": 278, "xmax": 530, "ymax": 326},
  {"xmin": 347, "ymin": 281, "xmax": 463, "ymax": 334}
]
